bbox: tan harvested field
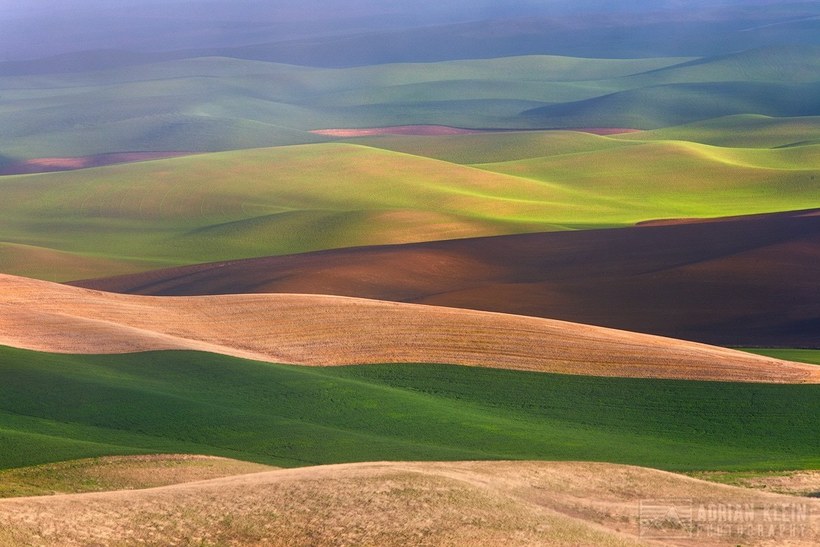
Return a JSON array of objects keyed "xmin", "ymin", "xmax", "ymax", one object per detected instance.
[
  {"xmin": 1, "ymin": 274, "xmax": 818, "ymax": 383},
  {"xmin": 78, "ymin": 208, "xmax": 820, "ymax": 348},
  {"xmin": 0, "ymin": 455, "xmax": 275, "ymax": 498},
  {"xmin": 0, "ymin": 460, "xmax": 817, "ymax": 546}
]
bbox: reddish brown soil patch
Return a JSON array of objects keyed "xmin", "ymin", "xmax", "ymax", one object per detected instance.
[
  {"xmin": 76, "ymin": 208, "xmax": 820, "ymax": 349},
  {"xmin": 0, "ymin": 152, "xmax": 192, "ymax": 175},
  {"xmin": 311, "ymin": 126, "xmax": 641, "ymax": 137},
  {"xmin": 564, "ymin": 127, "xmax": 641, "ymax": 135},
  {"xmin": 311, "ymin": 126, "xmax": 485, "ymax": 137}
]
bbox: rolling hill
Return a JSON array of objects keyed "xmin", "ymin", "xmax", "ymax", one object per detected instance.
[
  {"xmin": 1, "ymin": 45, "xmax": 818, "ymax": 159},
  {"xmin": 0, "ymin": 461, "xmax": 818, "ymax": 546},
  {"xmin": 76, "ymin": 208, "xmax": 820, "ymax": 348},
  {"xmin": 519, "ymin": 80, "xmax": 820, "ymax": 129},
  {"xmin": 0, "ymin": 344, "xmax": 818, "ymax": 472},
  {"xmin": 4, "ymin": 273, "xmax": 815, "ymax": 382},
  {"xmin": 1, "ymin": 138, "xmax": 818, "ymax": 281},
  {"xmin": 615, "ymin": 114, "xmax": 820, "ymax": 148}
]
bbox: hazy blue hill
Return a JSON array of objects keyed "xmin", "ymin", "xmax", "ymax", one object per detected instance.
[
  {"xmin": 3, "ymin": 2, "xmax": 819, "ymax": 72},
  {"xmin": 520, "ymin": 81, "xmax": 820, "ymax": 129},
  {"xmin": 1, "ymin": 45, "xmax": 818, "ymax": 158},
  {"xmin": 0, "ymin": 54, "xmax": 682, "ymax": 157},
  {"xmin": 616, "ymin": 115, "xmax": 820, "ymax": 148},
  {"xmin": 624, "ymin": 45, "xmax": 820, "ymax": 86}
]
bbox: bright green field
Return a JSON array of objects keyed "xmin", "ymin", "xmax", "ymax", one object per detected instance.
[
  {"xmin": 0, "ymin": 346, "xmax": 817, "ymax": 472},
  {"xmin": 1, "ymin": 133, "xmax": 818, "ymax": 280},
  {"xmin": 743, "ymin": 349, "xmax": 820, "ymax": 366}
]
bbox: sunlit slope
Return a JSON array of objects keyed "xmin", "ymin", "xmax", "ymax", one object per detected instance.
[
  {"xmin": 0, "ymin": 345, "xmax": 817, "ymax": 472},
  {"xmin": 0, "ymin": 144, "xmax": 584, "ymax": 279},
  {"xmin": 2, "ymin": 141, "xmax": 819, "ymax": 280},
  {"xmin": 2, "ymin": 461, "xmax": 819, "ymax": 546},
  {"xmin": 477, "ymin": 141, "xmax": 820, "ymax": 223},
  {"xmin": 4, "ymin": 274, "xmax": 815, "ymax": 382}
]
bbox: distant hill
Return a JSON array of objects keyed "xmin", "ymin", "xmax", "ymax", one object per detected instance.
[{"xmin": 1, "ymin": 46, "xmax": 818, "ymax": 158}]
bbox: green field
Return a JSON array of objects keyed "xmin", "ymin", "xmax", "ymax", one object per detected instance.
[
  {"xmin": 743, "ymin": 349, "xmax": 820, "ymax": 366},
  {"xmin": 1, "ymin": 130, "xmax": 818, "ymax": 280},
  {"xmin": 2, "ymin": 44, "xmax": 818, "ymax": 281},
  {"xmin": 0, "ymin": 345, "xmax": 817, "ymax": 472}
]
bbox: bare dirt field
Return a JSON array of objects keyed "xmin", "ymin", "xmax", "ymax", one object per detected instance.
[
  {"xmin": 2, "ymin": 274, "xmax": 818, "ymax": 383},
  {"xmin": 311, "ymin": 125, "xmax": 485, "ymax": 136},
  {"xmin": 77, "ymin": 208, "xmax": 820, "ymax": 348},
  {"xmin": 0, "ymin": 460, "xmax": 816, "ymax": 546}
]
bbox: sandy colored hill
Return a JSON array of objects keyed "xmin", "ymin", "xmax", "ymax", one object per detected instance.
[
  {"xmin": 0, "ymin": 455, "xmax": 275, "ymax": 498},
  {"xmin": 1, "ymin": 274, "xmax": 818, "ymax": 383},
  {"xmin": 1, "ymin": 460, "xmax": 817, "ymax": 546},
  {"xmin": 76, "ymin": 208, "xmax": 820, "ymax": 348}
]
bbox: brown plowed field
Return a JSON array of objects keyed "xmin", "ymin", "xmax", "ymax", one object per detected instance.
[
  {"xmin": 4, "ymin": 274, "xmax": 817, "ymax": 382},
  {"xmin": 76, "ymin": 208, "xmax": 820, "ymax": 348}
]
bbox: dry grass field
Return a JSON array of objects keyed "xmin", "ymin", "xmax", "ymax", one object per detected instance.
[
  {"xmin": 1, "ymin": 274, "xmax": 817, "ymax": 383},
  {"xmin": 0, "ymin": 460, "xmax": 816, "ymax": 546},
  {"xmin": 0, "ymin": 455, "xmax": 275, "ymax": 498}
]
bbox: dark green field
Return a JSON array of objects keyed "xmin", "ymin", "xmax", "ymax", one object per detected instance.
[{"xmin": 1, "ymin": 345, "xmax": 817, "ymax": 472}]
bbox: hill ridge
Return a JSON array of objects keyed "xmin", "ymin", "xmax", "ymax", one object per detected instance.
[{"xmin": 2, "ymin": 273, "xmax": 819, "ymax": 383}]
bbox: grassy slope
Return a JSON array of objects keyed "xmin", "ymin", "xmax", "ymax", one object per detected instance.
[
  {"xmin": 476, "ymin": 140, "xmax": 820, "ymax": 224},
  {"xmin": 0, "ymin": 346, "xmax": 817, "ymax": 472},
  {"xmin": 0, "ymin": 455, "xmax": 274, "ymax": 498},
  {"xmin": 0, "ymin": 144, "xmax": 568, "ymax": 278},
  {"xmin": 1, "ymin": 136, "xmax": 818, "ymax": 280},
  {"xmin": 744, "ymin": 349, "xmax": 820, "ymax": 366}
]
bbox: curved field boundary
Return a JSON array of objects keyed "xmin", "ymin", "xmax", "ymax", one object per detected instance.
[
  {"xmin": 2, "ymin": 274, "xmax": 817, "ymax": 383},
  {"xmin": 76, "ymin": 208, "xmax": 820, "ymax": 348}
]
